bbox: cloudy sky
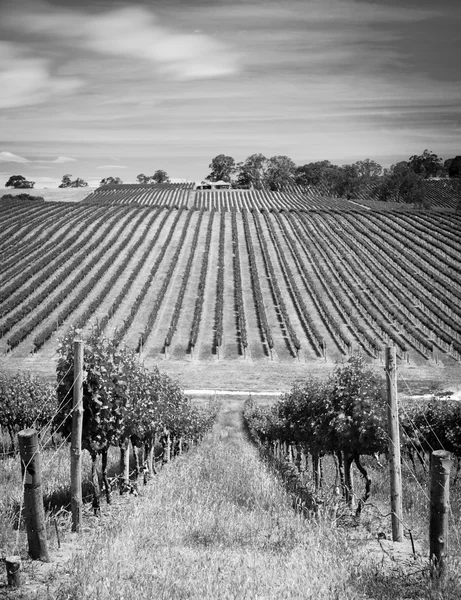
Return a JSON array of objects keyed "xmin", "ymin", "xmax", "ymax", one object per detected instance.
[{"xmin": 1, "ymin": 0, "xmax": 460, "ymax": 187}]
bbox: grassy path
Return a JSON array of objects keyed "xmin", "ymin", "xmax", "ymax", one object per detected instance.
[{"xmin": 54, "ymin": 402, "xmax": 357, "ymax": 599}]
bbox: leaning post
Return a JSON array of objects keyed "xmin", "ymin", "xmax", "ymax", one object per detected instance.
[
  {"xmin": 385, "ymin": 346, "xmax": 404, "ymax": 542},
  {"xmin": 71, "ymin": 339, "xmax": 84, "ymax": 533},
  {"xmin": 18, "ymin": 429, "xmax": 50, "ymax": 561},
  {"xmin": 430, "ymin": 450, "xmax": 453, "ymax": 579},
  {"xmin": 5, "ymin": 556, "xmax": 21, "ymax": 588}
]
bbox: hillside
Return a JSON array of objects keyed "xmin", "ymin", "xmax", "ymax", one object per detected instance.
[
  {"xmin": 1, "ymin": 189, "xmax": 460, "ymax": 390},
  {"xmin": 0, "ymin": 187, "xmax": 97, "ymax": 203}
]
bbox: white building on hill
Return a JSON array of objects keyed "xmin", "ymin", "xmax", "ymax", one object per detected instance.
[{"xmin": 195, "ymin": 180, "xmax": 231, "ymax": 190}]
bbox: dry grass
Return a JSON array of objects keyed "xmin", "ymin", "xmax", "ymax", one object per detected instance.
[
  {"xmin": 0, "ymin": 188, "xmax": 96, "ymax": 203},
  {"xmin": 0, "ymin": 439, "xmax": 119, "ymax": 558},
  {"xmin": 47, "ymin": 405, "xmax": 357, "ymax": 599},
  {"xmin": 2, "ymin": 402, "xmax": 461, "ymax": 598}
]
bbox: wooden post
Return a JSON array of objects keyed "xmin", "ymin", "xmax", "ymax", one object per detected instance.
[
  {"xmin": 70, "ymin": 339, "xmax": 84, "ymax": 533},
  {"xmin": 18, "ymin": 429, "xmax": 50, "ymax": 561},
  {"xmin": 119, "ymin": 439, "xmax": 130, "ymax": 494},
  {"xmin": 430, "ymin": 450, "xmax": 453, "ymax": 579},
  {"xmin": 5, "ymin": 556, "xmax": 21, "ymax": 588},
  {"xmin": 163, "ymin": 430, "xmax": 171, "ymax": 464},
  {"xmin": 385, "ymin": 346, "xmax": 404, "ymax": 542}
]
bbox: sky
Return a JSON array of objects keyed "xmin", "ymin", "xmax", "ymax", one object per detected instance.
[{"xmin": 0, "ymin": 0, "xmax": 460, "ymax": 188}]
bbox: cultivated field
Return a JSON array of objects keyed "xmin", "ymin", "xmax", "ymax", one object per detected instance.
[
  {"xmin": 1, "ymin": 186, "xmax": 460, "ymax": 391},
  {"xmin": 0, "ymin": 187, "xmax": 97, "ymax": 203}
]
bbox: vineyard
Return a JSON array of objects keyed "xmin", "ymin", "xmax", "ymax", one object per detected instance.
[{"xmin": 1, "ymin": 186, "xmax": 461, "ymax": 386}]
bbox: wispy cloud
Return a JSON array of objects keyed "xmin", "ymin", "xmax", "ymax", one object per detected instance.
[
  {"xmin": 97, "ymin": 165, "xmax": 128, "ymax": 169},
  {"xmin": 51, "ymin": 156, "xmax": 77, "ymax": 164},
  {"xmin": 0, "ymin": 0, "xmax": 459, "ymax": 181},
  {"xmin": 0, "ymin": 151, "xmax": 30, "ymax": 163},
  {"xmin": 0, "ymin": 41, "xmax": 84, "ymax": 109},
  {"xmin": 6, "ymin": 3, "xmax": 239, "ymax": 81},
  {"xmin": 1, "ymin": 151, "xmax": 77, "ymax": 165}
]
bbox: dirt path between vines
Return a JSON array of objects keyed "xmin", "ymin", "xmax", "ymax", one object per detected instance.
[{"xmin": 1, "ymin": 399, "xmax": 431, "ymax": 599}]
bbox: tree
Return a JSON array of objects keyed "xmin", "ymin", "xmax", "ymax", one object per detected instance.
[
  {"xmin": 136, "ymin": 173, "xmax": 152, "ymax": 184},
  {"xmin": 5, "ymin": 175, "xmax": 35, "ymax": 189},
  {"xmin": 100, "ymin": 177, "xmax": 123, "ymax": 186},
  {"xmin": 59, "ymin": 174, "xmax": 88, "ymax": 188},
  {"xmin": 447, "ymin": 156, "xmax": 461, "ymax": 178},
  {"xmin": 332, "ymin": 164, "xmax": 361, "ymax": 199},
  {"xmin": 295, "ymin": 159, "xmax": 382, "ymax": 198},
  {"xmin": 320, "ymin": 164, "xmax": 351, "ymax": 198},
  {"xmin": 72, "ymin": 178, "xmax": 88, "ymax": 188},
  {"xmin": 353, "ymin": 158, "xmax": 383, "ymax": 181},
  {"xmin": 152, "ymin": 170, "xmax": 170, "ymax": 184},
  {"xmin": 235, "ymin": 153, "xmax": 268, "ymax": 189},
  {"xmin": 206, "ymin": 154, "xmax": 236, "ymax": 182},
  {"xmin": 408, "ymin": 149, "xmax": 443, "ymax": 179},
  {"xmin": 265, "ymin": 155, "xmax": 296, "ymax": 191},
  {"xmin": 59, "ymin": 174, "xmax": 72, "ymax": 188},
  {"xmin": 373, "ymin": 161, "xmax": 428, "ymax": 206},
  {"xmin": 1, "ymin": 193, "xmax": 44, "ymax": 202},
  {"xmin": 295, "ymin": 161, "xmax": 334, "ymax": 187},
  {"xmin": 294, "ymin": 161, "xmax": 350, "ymax": 197}
]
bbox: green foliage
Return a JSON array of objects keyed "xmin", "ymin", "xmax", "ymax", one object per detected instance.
[
  {"xmin": 0, "ymin": 372, "xmax": 56, "ymax": 444},
  {"xmin": 447, "ymin": 155, "xmax": 461, "ymax": 178},
  {"xmin": 265, "ymin": 155, "xmax": 297, "ymax": 191},
  {"xmin": 1, "ymin": 193, "xmax": 44, "ymax": 202},
  {"xmin": 136, "ymin": 171, "xmax": 170, "ymax": 184},
  {"xmin": 295, "ymin": 161, "xmax": 333, "ymax": 187},
  {"xmin": 295, "ymin": 159, "xmax": 382, "ymax": 199},
  {"xmin": 55, "ymin": 328, "xmax": 216, "ymax": 453},
  {"xmin": 244, "ymin": 353, "xmax": 387, "ymax": 457},
  {"xmin": 152, "ymin": 169, "xmax": 170, "ymax": 184},
  {"xmin": 408, "ymin": 149, "xmax": 443, "ymax": 179},
  {"xmin": 401, "ymin": 398, "xmax": 461, "ymax": 458},
  {"xmin": 59, "ymin": 174, "xmax": 88, "ymax": 188},
  {"xmin": 326, "ymin": 353, "xmax": 387, "ymax": 455},
  {"xmin": 373, "ymin": 161, "xmax": 427, "ymax": 205},
  {"xmin": 100, "ymin": 177, "xmax": 123, "ymax": 186},
  {"xmin": 207, "ymin": 154, "xmax": 236, "ymax": 182},
  {"xmin": 136, "ymin": 173, "xmax": 150, "ymax": 184},
  {"xmin": 235, "ymin": 153, "xmax": 267, "ymax": 189},
  {"xmin": 5, "ymin": 175, "xmax": 35, "ymax": 189}
]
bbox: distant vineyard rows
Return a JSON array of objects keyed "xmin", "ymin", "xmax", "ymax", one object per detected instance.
[
  {"xmin": 80, "ymin": 180, "xmax": 460, "ymax": 212},
  {"xmin": 1, "ymin": 195, "xmax": 460, "ymax": 365}
]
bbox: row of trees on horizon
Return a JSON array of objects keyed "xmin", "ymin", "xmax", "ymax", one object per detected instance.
[
  {"xmin": 4, "ymin": 150, "xmax": 461, "ymax": 204},
  {"xmin": 205, "ymin": 150, "xmax": 461, "ymax": 203}
]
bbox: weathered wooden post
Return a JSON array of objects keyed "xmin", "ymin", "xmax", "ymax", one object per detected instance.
[
  {"xmin": 430, "ymin": 450, "xmax": 453, "ymax": 579},
  {"xmin": 385, "ymin": 346, "xmax": 404, "ymax": 542},
  {"xmin": 18, "ymin": 429, "xmax": 50, "ymax": 561},
  {"xmin": 5, "ymin": 556, "xmax": 21, "ymax": 588},
  {"xmin": 119, "ymin": 438, "xmax": 130, "ymax": 494},
  {"xmin": 70, "ymin": 339, "xmax": 84, "ymax": 533},
  {"xmin": 163, "ymin": 430, "xmax": 171, "ymax": 464}
]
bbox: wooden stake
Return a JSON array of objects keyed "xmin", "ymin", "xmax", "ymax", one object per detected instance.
[
  {"xmin": 119, "ymin": 439, "xmax": 130, "ymax": 494},
  {"xmin": 18, "ymin": 429, "xmax": 50, "ymax": 561},
  {"xmin": 71, "ymin": 339, "xmax": 84, "ymax": 533},
  {"xmin": 385, "ymin": 346, "xmax": 404, "ymax": 542},
  {"xmin": 5, "ymin": 556, "xmax": 21, "ymax": 588},
  {"xmin": 430, "ymin": 450, "xmax": 453, "ymax": 579},
  {"xmin": 163, "ymin": 430, "xmax": 171, "ymax": 464}
]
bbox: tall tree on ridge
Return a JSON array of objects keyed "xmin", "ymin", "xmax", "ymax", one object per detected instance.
[
  {"xmin": 152, "ymin": 170, "xmax": 170, "ymax": 184},
  {"xmin": 206, "ymin": 155, "xmax": 236, "ymax": 182}
]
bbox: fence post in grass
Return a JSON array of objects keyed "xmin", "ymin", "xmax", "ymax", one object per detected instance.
[
  {"xmin": 430, "ymin": 450, "xmax": 453, "ymax": 579},
  {"xmin": 385, "ymin": 346, "xmax": 404, "ymax": 542},
  {"xmin": 71, "ymin": 339, "xmax": 84, "ymax": 533},
  {"xmin": 163, "ymin": 429, "xmax": 171, "ymax": 464},
  {"xmin": 18, "ymin": 429, "xmax": 50, "ymax": 561},
  {"xmin": 5, "ymin": 556, "xmax": 21, "ymax": 588}
]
